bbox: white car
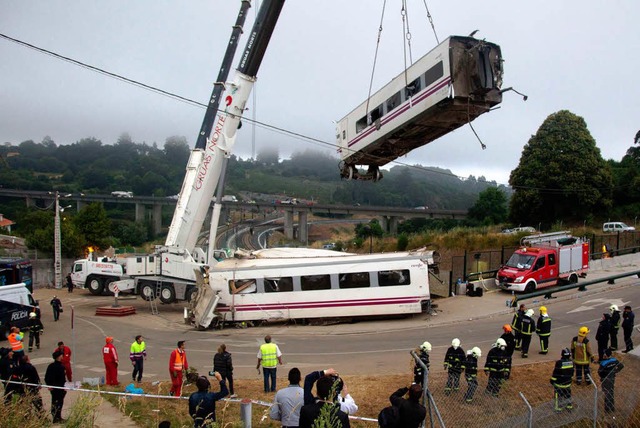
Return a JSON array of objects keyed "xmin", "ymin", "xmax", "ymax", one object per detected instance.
[{"xmin": 603, "ymin": 222, "xmax": 635, "ymax": 233}]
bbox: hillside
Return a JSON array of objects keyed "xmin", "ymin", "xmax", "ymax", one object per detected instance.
[{"xmin": 0, "ymin": 139, "xmax": 509, "ymax": 212}]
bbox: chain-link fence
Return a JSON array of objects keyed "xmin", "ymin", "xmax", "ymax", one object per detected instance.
[{"xmin": 418, "ymin": 352, "xmax": 640, "ymax": 427}]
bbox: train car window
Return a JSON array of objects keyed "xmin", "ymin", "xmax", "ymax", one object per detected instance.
[
  {"xmin": 264, "ymin": 277, "xmax": 294, "ymax": 293},
  {"xmin": 229, "ymin": 279, "xmax": 257, "ymax": 294},
  {"xmin": 378, "ymin": 269, "xmax": 411, "ymax": 286},
  {"xmin": 369, "ymin": 104, "xmax": 384, "ymax": 123},
  {"xmin": 404, "ymin": 77, "xmax": 422, "ymax": 98},
  {"xmin": 301, "ymin": 274, "xmax": 331, "ymax": 291},
  {"xmin": 356, "ymin": 116, "xmax": 368, "ymax": 133},
  {"xmin": 424, "ymin": 61, "xmax": 444, "ymax": 88},
  {"xmin": 385, "ymin": 92, "xmax": 402, "ymax": 113},
  {"xmin": 338, "ymin": 272, "xmax": 371, "ymax": 289}
]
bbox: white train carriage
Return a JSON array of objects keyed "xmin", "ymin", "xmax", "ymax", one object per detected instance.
[
  {"xmin": 337, "ymin": 35, "xmax": 503, "ymax": 180},
  {"xmin": 190, "ymin": 247, "xmax": 438, "ymax": 328}
]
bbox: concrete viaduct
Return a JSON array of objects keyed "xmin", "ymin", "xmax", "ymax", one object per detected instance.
[{"xmin": 0, "ymin": 189, "xmax": 467, "ymax": 243}]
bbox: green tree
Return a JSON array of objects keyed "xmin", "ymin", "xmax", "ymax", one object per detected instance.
[
  {"xmin": 509, "ymin": 110, "xmax": 612, "ymax": 226},
  {"xmin": 397, "ymin": 233, "xmax": 409, "ymax": 251},
  {"xmin": 73, "ymin": 203, "xmax": 112, "ymax": 249},
  {"xmin": 468, "ymin": 187, "xmax": 508, "ymax": 225}
]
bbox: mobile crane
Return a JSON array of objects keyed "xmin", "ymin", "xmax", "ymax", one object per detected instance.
[{"xmin": 71, "ymin": 0, "xmax": 286, "ymax": 303}]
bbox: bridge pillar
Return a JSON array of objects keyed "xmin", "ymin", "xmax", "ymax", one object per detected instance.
[
  {"xmin": 25, "ymin": 196, "xmax": 34, "ymax": 208},
  {"xmin": 76, "ymin": 200, "xmax": 86, "ymax": 212},
  {"xmin": 380, "ymin": 216, "xmax": 389, "ymax": 233},
  {"xmin": 388, "ymin": 216, "xmax": 399, "ymax": 236},
  {"xmin": 152, "ymin": 203, "xmax": 162, "ymax": 236},
  {"xmin": 284, "ymin": 210, "xmax": 294, "ymax": 240},
  {"xmin": 135, "ymin": 203, "xmax": 146, "ymax": 223},
  {"xmin": 298, "ymin": 211, "xmax": 308, "ymax": 244},
  {"xmin": 379, "ymin": 216, "xmax": 399, "ymax": 235}
]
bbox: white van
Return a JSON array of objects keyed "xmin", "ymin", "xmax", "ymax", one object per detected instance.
[
  {"xmin": 603, "ymin": 222, "xmax": 635, "ymax": 233},
  {"xmin": 0, "ymin": 283, "xmax": 38, "ymax": 339}
]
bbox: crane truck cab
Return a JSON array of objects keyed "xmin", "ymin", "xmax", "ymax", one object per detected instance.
[
  {"xmin": 71, "ymin": 255, "xmax": 124, "ymax": 295},
  {"xmin": 496, "ymin": 231, "xmax": 589, "ymax": 293}
]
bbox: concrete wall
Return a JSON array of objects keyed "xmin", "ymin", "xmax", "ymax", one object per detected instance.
[{"xmin": 31, "ymin": 258, "xmax": 75, "ymax": 289}]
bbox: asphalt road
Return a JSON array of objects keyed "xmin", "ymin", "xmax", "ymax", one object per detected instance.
[{"xmin": 25, "ymin": 273, "xmax": 639, "ymax": 384}]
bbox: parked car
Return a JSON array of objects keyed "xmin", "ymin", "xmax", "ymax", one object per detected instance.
[
  {"xmin": 501, "ymin": 226, "xmax": 536, "ymax": 234},
  {"xmin": 602, "ymin": 222, "xmax": 635, "ymax": 233}
]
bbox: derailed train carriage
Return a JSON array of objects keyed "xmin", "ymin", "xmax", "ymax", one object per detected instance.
[
  {"xmin": 337, "ymin": 35, "xmax": 504, "ymax": 181},
  {"xmin": 189, "ymin": 247, "xmax": 439, "ymax": 328}
]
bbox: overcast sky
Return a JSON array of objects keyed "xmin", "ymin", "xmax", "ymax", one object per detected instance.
[{"xmin": 1, "ymin": 1, "xmax": 638, "ymax": 184}]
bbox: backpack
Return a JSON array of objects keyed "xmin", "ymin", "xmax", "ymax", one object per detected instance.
[{"xmin": 378, "ymin": 405, "xmax": 400, "ymax": 428}]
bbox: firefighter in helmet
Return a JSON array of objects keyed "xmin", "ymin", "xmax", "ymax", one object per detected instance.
[
  {"xmin": 413, "ymin": 341, "xmax": 431, "ymax": 386},
  {"xmin": 550, "ymin": 348, "xmax": 574, "ymax": 412}
]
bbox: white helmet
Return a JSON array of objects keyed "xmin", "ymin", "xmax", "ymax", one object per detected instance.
[
  {"xmin": 420, "ymin": 341, "xmax": 432, "ymax": 352},
  {"xmin": 496, "ymin": 338, "xmax": 507, "ymax": 350},
  {"xmin": 471, "ymin": 347, "xmax": 482, "ymax": 358},
  {"xmin": 451, "ymin": 338, "xmax": 461, "ymax": 349},
  {"xmin": 29, "ymin": 312, "xmax": 36, "ymax": 319},
  {"xmin": 525, "ymin": 309, "xmax": 534, "ymax": 317},
  {"xmin": 610, "ymin": 304, "xmax": 619, "ymax": 312}
]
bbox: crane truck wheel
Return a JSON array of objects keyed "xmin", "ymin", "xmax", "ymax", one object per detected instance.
[
  {"xmin": 159, "ymin": 285, "xmax": 176, "ymax": 304},
  {"xmin": 104, "ymin": 279, "xmax": 116, "ymax": 295},
  {"xmin": 139, "ymin": 283, "xmax": 156, "ymax": 301},
  {"xmin": 186, "ymin": 287, "xmax": 198, "ymax": 302},
  {"xmin": 87, "ymin": 276, "xmax": 105, "ymax": 295}
]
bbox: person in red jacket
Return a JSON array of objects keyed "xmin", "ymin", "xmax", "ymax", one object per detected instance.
[
  {"xmin": 54, "ymin": 341, "xmax": 73, "ymax": 382},
  {"xmin": 102, "ymin": 336, "xmax": 119, "ymax": 386},
  {"xmin": 169, "ymin": 341, "xmax": 189, "ymax": 397}
]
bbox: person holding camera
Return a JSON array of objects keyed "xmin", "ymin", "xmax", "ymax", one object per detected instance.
[
  {"xmin": 299, "ymin": 374, "xmax": 350, "ymax": 428},
  {"xmin": 389, "ymin": 384, "xmax": 426, "ymax": 428},
  {"xmin": 188, "ymin": 373, "xmax": 229, "ymax": 427},
  {"xmin": 303, "ymin": 368, "xmax": 358, "ymax": 415}
]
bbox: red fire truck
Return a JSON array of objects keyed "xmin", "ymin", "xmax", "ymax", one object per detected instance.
[{"xmin": 496, "ymin": 231, "xmax": 589, "ymax": 293}]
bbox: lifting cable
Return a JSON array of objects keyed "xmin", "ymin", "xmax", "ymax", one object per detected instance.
[
  {"xmin": 401, "ymin": 0, "xmax": 414, "ymax": 89},
  {"xmin": 364, "ymin": 0, "xmax": 387, "ymax": 124},
  {"xmin": 421, "ymin": 0, "xmax": 439, "ymax": 44}
]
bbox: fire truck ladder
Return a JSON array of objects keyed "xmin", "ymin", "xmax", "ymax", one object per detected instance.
[{"xmin": 521, "ymin": 231, "xmax": 573, "ymax": 246}]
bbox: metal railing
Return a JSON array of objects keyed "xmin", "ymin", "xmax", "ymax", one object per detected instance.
[{"xmin": 513, "ymin": 269, "xmax": 640, "ymax": 306}]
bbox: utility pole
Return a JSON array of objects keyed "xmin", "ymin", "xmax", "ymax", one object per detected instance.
[
  {"xmin": 54, "ymin": 191, "xmax": 62, "ymax": 289},
  {"xmin": 52, "ymin": 191, "xmax": 72, "ymax": 289}
]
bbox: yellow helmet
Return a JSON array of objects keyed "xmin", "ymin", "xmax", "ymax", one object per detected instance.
[
  {"xmin": 578, "ymin": 326, "xmax": 589, "ymax": 336},
  {"xmin": 539, "ymin": 306, "xmax": 547, "ymax": 314}
]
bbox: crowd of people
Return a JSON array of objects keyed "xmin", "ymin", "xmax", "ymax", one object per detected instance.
[{"xmin": 0, "ymin": 295, "xmax": 635, "ymax": 427}]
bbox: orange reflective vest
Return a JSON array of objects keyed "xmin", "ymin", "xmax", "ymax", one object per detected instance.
[
  {"xmin": 170, "ymin": 349, "xmax": 187, "ymax": 372},
  {"xmin": 8, "ymin": 333, "xmax": 24, "ymax": 352}
]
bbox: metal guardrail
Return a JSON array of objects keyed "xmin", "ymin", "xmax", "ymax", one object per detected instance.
[{"xmin": 513, "ymin": 269, "xmax": 640, "ymax": 306}]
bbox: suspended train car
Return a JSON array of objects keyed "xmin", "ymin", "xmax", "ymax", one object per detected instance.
[{"xmin": 336, "ymin": 35, "xmax": 503, "ymax": 181}]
